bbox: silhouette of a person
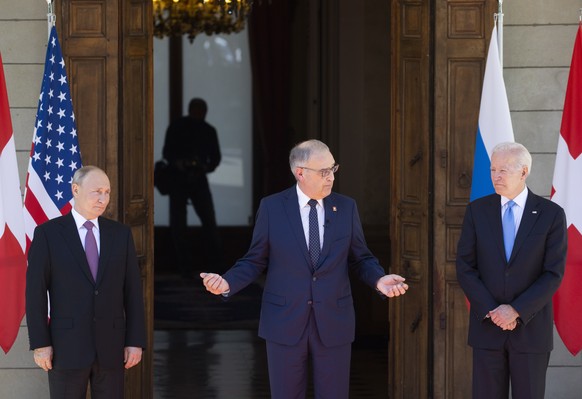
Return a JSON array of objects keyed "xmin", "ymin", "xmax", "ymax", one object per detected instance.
[{"xmin": 163, "ymin": 98, "xmax": 223, "ymax": 277}]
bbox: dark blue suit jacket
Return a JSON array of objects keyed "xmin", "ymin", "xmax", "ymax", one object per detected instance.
[
  {"xmin": 456, "ymin": 190, "xmax": 567, "ymax": 353},
  {"xmin": 223, "ymin": 186, "xmax": 386, "ymax": 347}
]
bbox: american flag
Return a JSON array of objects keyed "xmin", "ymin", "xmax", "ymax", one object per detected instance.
[{"xmin": 23, "ymin": 26, "xmax": 82, "ymax": 248}]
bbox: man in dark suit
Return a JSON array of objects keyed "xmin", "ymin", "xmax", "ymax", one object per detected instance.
[
  {"xmin": 456, "ymin": 142, "xmax": 567, "ymax": 399},
  {"xmin": 201, "ymin": 139, "xmax": 408, "ymax": 399},
  {"xmin": 26, "ymin": 166, "xmax": 146, "ymax": 399},
  {"xmin": 163, "ymin": 97, "xmax": 223, "ymax": 277}
]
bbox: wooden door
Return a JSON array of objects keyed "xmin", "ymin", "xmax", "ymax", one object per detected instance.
[
  {"xmin": 432, "ymin": 0, "xmax": 496, "ymax": 397},
  {"xmin": 57, "ymin": 0, "xmax": 154, "ymax": 397},
  {"xmin": 390, "ymin": 0, "xmax": 498, "ymax": 397},
  {"xmin": 389, "ymin": 0, "xmax": 431, "ymax": 397}
]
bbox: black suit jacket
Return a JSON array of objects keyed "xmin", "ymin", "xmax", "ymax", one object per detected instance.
[
  {"xmin": 456, "ymin": 190, "xmax": 567, "ymax": 352},
  {"xmin": 26, "ymin": 213, "xmax": 146, "ymax": 369},
  {"xmin": 223, "ymin": 187, "xmax": 386, "ymax": 347}
]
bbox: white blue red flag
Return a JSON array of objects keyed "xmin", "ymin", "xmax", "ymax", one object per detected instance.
[
  {"xmin": 551, "ymin": 24, "xmax": 582, "ymax": 356},
  {"xmin": 470, "ymin": 25, "xmax": 514, "ymax": 202},
  {"xmin": 0, "ymin": 53, "xmax": 27, "ymax": 353},
  {"xmin": 23, "ymin": 26, "xmax": 82, "ymax": 248}
]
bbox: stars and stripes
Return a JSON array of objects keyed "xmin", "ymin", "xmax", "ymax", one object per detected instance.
[{"xmin": 23, "ymin": 26, "xmax": 82, "ymax": 248}]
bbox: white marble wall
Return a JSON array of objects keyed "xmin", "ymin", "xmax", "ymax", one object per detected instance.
[
  {"xmin": 504, "ymin": 0, "xmax": 582, "ymax": 396},
  {"xmin": 1, "ymin": 0, "xmax": 581, "ymax": 397}
]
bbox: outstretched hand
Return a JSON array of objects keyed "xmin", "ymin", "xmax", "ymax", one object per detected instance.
[
  {"xmin": 376, "ymin": 274, "xmax": 409, "ymax": 297},
  {"xmin": 200, "ymin": 272, "xmax": 230, "ymax": 295}
]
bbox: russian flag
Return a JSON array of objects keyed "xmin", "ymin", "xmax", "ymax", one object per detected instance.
[{"xmin": 470, "ymin": 25, "xmax": 514, "ymax": 202}]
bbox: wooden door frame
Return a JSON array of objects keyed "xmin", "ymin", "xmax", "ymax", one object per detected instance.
[
  {"xmin": 56, "ymin": 0, "xmax": 154, "ymax": 397},
  {"xmin": 389, "ymin": 0, "xmax": 498, "ymax": 397}
]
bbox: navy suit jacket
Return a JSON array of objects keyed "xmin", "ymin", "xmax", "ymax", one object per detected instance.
[
  {"xmin": 223, "ymin": 186, "xmax": 386, "ymax": 347},
  {"xmin": 26, "ymin": 213, "xmax": 146, "ymax": 369},
  {"xmin": 456, "ymin": 190, "xmax": 567, "ymax": 352}
]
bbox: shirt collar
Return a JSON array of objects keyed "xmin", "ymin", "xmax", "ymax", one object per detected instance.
[
  {"xmin": 296, "ymin": 185, "xmax": 322, "ymax": 208},
  {"xmin": 71, "ymin": 208, "xmax": 100, "ymax": 230},
  {"xmin": 501, "ymin": 186, "xmax": 528, "ymax": 209}
]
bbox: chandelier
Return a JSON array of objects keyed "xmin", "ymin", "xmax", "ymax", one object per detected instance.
[{"xmin": 153, "ymin": 0, "xmax": 253, "ymax": 42}]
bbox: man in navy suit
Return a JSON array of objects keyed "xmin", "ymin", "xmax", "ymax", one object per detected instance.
[
  {"xmin": 26, "ymin": 166, "xmax": 146, "ymax": 399},
  {"xmin": 456, "ymin": 142, "xmax": 567, "ymax": 399},
  {"xmin": 201, "ymin": 139, "xmax": 408, "ymax": 398}
]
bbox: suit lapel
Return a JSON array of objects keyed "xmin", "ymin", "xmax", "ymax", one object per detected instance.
[
  {"xmin": 60, "ymin": 213, "xmax": 96, "ymax": 284},
  {"xmin": 318, "ymin": 194, "xmax": 338, "ymax": 268},
  {"xmin": 484, "ymin": 195, "xmax": 506, "ymax": 260},
  {"xmin": 95, "ymin": 217, "xmax": 112, "ymax": 285},
  {"xmin": 283, "ymin": 188, "xmax": 312, "ymax": 269},
  {"xmin": 510, "ymin": 192, "xmax": 541, "ymax": 263}
]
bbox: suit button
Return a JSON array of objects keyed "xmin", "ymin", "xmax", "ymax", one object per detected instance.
[
  {"xmin": 312, "ymin": 277, "xmax": 317, "ymax": 282},
  {"xmin": 94, "ymin": 290, "xmax": 99, "ymax": 295},
  {"xmin": 307, "ymin": 300, "xmax": 313, "ymax": 305}
]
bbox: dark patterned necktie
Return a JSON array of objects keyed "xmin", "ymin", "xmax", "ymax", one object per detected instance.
[
  {"xmin": 308, "ymin": 199, "xmax": 321, "ymax": 268},
  {"xmin": 84, "ymin": 220, "xmax": 99, "ymax": 280}
]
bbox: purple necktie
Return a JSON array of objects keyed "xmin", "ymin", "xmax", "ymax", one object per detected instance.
[{"xmin": 84, "ymin": 221, "xmax": 99, "ymax": 280}]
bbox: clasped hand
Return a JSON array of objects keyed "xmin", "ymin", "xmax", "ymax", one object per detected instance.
[{"xmin": 488, "ymin": 304, "xmax": 519, "ymax": 331}]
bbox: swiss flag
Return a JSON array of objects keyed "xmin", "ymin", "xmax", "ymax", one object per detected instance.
[
  {"xmin": 0, "ymin": 53, "xmax": 27, "ymax": 354},
  {"xmin": 551, "ymin": 24, "xmax": 582, "ymax": 356}
]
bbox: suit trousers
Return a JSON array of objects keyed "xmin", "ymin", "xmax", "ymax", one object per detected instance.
[
  {"xmin": 266, "ymin": 310, "xmax": 351, "ymax": 399},
  {"xmin": 48, "ymin": 360, "xmax": 124, "ymax": 399},
  {"xmin": 472, "ymin": 340, "xmax": 550, "ymax": 399}
]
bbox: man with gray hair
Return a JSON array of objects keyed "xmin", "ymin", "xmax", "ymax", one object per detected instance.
[
  {"xmin": 26, "ymin": 165, "xmax": 146, "ymax": 399},
  {"xmin": 201, "ymin": 139, "xmax": 408, "ymax": 398},
  {"xmin": 456, "ymin": 142, "xmax": 567, "ymax": 399}
]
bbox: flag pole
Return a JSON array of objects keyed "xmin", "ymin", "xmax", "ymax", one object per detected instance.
[
  {"xmin": 497, "ymin": 0, "xmax": 504, "ymax": 68},
  {"xmin": 46, "ymin": 0, "xmax": 55, "ymax": 39}
]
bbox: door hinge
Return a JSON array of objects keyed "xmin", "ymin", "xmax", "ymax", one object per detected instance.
[{"xmin": 440, "ymin": 312, "xmax": 446, "ymax": 329}]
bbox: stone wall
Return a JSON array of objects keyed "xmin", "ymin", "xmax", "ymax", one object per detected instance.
[
  {"xmin": 1, "ymin": 2, "xmax": 51, "ymax": 397},
  {"xmin": 505, "ymin": 1, "xmax": 582, "ymax": 397}
]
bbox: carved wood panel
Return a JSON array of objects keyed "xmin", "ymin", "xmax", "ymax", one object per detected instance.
[
  {"xmin": 389, "ymin": 0, "xmax": 430, "ymax": 397},
  {"xmin": 433, "ymin": 0, "xmax": 496, "ymax": 397},
  {"xmin": 391, "ymin": 0, "xmax": 497, "ymax": 397},
  {"xmin": 57, "ymin": 0, "xmax": 154, "ymax": 397}
]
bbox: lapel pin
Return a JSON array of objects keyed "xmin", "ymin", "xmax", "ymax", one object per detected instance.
[
  {"xmin": 532, "ymin": 211, "xmax": 538, "ymax": 214},
  {"xmin": 332, "ymin": 206, "xmax": 337, "ymax": 212}
]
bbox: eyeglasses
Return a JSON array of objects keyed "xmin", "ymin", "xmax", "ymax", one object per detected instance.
[{"xmin": 299, "ymin": 163, "xmax": 339, "ymax": 178}]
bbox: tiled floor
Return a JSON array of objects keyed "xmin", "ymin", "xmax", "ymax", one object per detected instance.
[{"xmin": 153, "ymin": 329, "xmax": 389, "ymax": 398}]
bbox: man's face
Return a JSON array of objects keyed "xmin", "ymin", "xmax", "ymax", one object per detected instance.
[
  {"xmin": 296, "ymin": 150, "xmax": 336, "ymax": 200},
  {"xmin": 490, "ymin": 152, "xmax": 527, "ymax": 199},
  {"xmin": 72, "ymin": 170, "xmax": 111, "ymax": 220}
]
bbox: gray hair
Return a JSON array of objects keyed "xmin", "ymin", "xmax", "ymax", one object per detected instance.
[
  {"xmin": 491, "ymin": 142, "xmax": 532, "ymax": 173},
  {"xmin": 72, "ymin": 165, "xmax": 106, "ymax": 186},
  {"xmin": 289, "ymin": 140, "xmax": 330, "ymax": 174}
]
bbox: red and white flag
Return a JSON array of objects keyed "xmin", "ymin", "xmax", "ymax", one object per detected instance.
[
  {"xmin": 551, "ymin": 24, "xmax": 582, "ymax": 356},
  {"xmin": 23, "ymin": 26, "xmax": 82, "ymax": 248},
  {"xmin": 0, "ymin": 53, "xmax": 27, "ymax": 354}
]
